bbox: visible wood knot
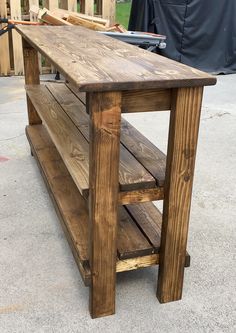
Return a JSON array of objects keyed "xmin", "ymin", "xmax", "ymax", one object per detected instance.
[
  {"xmin": 183, "ymin": 173, "xmax": 191, "ymax": 182},
  {"xmin": 92, "ymin": 270, "xmax": 99, "ymax": 277},
  {"xmin": 183, "ymin": 149, "xmax": 194, "ymax": 159},
  {"xmin": 70, "ymin": 149, "xmax": 85, "ymax": 161}
]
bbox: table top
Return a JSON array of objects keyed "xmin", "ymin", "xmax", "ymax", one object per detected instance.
[{"xmin": 16, "ymin": 25, "xmax": 216, "ymax": 92}]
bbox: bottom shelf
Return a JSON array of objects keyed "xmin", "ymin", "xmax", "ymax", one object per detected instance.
[{"xmin": 26, "ymin": 125, "xmax": 190, "ymax": 287}]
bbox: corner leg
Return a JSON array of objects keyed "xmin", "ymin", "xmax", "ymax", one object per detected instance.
[
  {"xmin": 22, "ymin": 38, "xmax": 41, "ymax": 125},
  {"xmin": 157, "ymin": 87, "xmax": 203, "ymax": 303},
  {"xmin": 88, "ymin": 91, "xmax": 121, "ymax": 318}
]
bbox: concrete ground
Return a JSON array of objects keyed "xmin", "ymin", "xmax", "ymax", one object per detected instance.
[{"xmin": 0, "ymin": 74, "xmax": 235, "ymax": 333}]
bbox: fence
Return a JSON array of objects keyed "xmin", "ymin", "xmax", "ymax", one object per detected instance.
[{"xmin": 0, "ymin": 0, "xmax": 116, "ymax": 76}]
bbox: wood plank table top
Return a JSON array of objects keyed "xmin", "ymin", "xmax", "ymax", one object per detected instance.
[{"xmin": 16, "ymin": 25, "xmax": 216, "ymax": 92}]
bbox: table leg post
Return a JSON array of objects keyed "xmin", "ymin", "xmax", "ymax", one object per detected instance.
[
  {"xmin": 22, "ymin": 38, "xmax": 41, "ymax": 125},
  {"xmin": 88, "ymin": 91, "xmax": 121, "ymax": 318},
  {"xmin": 157, "ymin": 87, "xmax": 203, "ymax": 303}
]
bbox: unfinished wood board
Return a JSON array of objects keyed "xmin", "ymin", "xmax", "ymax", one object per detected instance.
[
  {"xmin": 43, "ymin": 0, "xmax": 59, "ymax": 10},
  {"xmin": 60, "ymin": 0, "xmax": 68, "ymax": 9},
  {"xmin": 80, "ymin": 0, "xmax": 94, "ymax": 16},
  {"xmin": 29, "ymin": 0, "xmax": 39, "ymax": 21},
  {"xmin": 60, "ymin": 0, "xmax": 77, "ymax": 12},
  {"xmin": 51, "ymin": 8, "xmax": 109, "ymax": 26},
  {"xmin": 41, "ymin": 10, "xmax": 73, "ymax": 25},
  {"xmin": 117, "ymin": 253, "xmax": 190, "ymax": 273},
  {"xmin": 15, "ymin": 26, "xmax": 216, "ymax": 92},
  {"xmin": 28, "ymin": 0, "xmax": 42, "ymax": 74},
  {"xmin": 67, "ymin": 15, "xmax": 107, "ymax": 31},
  {"xmin": 118, "ymin": 187, "xmax": 164, "ymax": 205},
  {"xmin": 10, "ymin": 0, "xmax": 24, "ymax": 75},
  {"xmin": 0, "ymin": 0, "xmax": 10, "ymax": 75},
  {"xmin": 116, "ymin": 254, "xmax": 159, "ymax": 273},
  {"xmin": 102, "ymin": 0, "xmax": 116, "ymax": 25}
]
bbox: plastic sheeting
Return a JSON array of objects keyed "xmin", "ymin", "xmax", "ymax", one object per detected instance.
[{"xmin": 128, "ymin": 0, "xmax": 236, "ymax": 74}]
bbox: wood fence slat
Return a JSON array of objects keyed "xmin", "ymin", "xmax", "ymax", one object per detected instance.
[
  {"xmin": 10, "ymin": 0, "xmax": 24, "ymax": 75},
  {"xmin": 29, "ymin": 0, "xmax": 39, "ymax": 21},
  {"xmin": 60, "ymin": 0, "xmax": 68, "ymax": 9},
  {"xmin": 0, "ymin": 0, "xmax": 11, "ymax": 75},
  {"xmin": 43, "ymin": 0, "xmax": 59, "ymax": 10},
  {"xmin": 102, "ymin": 0, "xmax": 115, "ymax": 25},
  {"xmin": 81, "ymin": 0, "xmax": 94, "ymax": 17},
  {"xmin": 60, "ymin": 0, "xmax": 77, "ymax": 12}
]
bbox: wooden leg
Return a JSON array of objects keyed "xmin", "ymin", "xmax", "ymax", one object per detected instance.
[
  {"xmin": 22, "ymin": 38, "xmax": 41, "ymax": 125},
  {"xmin": 88, "ymin": 91, "xmax": 121, "ymax": 318},
  {"xmin": 157, "ymin": 87, "xmax": 203, "ymax": 303}
]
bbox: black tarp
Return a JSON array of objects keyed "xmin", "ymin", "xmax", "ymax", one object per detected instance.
[{"xmin": 128, "ymin": 0, "xmax": 236, "ymax": 74}]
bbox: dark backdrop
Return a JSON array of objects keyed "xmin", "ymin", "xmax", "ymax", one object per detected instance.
[{"xmin": 128, "ymin": 0, "xmax": 236, "ymax": 74}]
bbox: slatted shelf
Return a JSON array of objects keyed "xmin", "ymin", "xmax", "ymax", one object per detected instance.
[
  {"xmin": 26, "ymin": 83, "xmax": 166, "ymax": 203},
  {"xmin": 26, "ymin": 124, "xmax": 190, "ymax": 286}
]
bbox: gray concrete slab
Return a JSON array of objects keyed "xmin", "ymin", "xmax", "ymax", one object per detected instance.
[{"xmin": 0, "ymin": 75, "xmax": 236, "ymax": 332}]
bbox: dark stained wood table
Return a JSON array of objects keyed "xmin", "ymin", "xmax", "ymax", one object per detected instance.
[{"xmin": 16, "ymin": 25, "xmax": 216, "ymax": 318}]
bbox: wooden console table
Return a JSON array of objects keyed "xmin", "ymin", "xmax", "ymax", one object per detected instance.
[{"xmin": 16, "ymin": 25, "xmax": 216, "ymax": 318}]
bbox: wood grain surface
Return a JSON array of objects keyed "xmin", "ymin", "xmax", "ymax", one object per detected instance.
[
  {"xmin": 16, "ymin": 26, "xmax": 216, "ymax": 92},
  {"xmin": 126, "ymin": 202, "xmax": 162, "ymax": 250},
  {"xmin": 118, "ymin": 187, "xmax": 164, "ymax": 205},
  {"xmin": 23, "ymin": 40, "xmax": 42, "ymax": 125},
  {"xmin": 88, "ymin": 91, "xmax": 121, "ymax": 318},
  {"xmin": 157, "ymin": 87, "xmax": 203, "ymax": 303},
  {"xmin": 46, "ymin": 83, "xmax": 156, "ymax": 191},
  {"xmin": 121, "ymin": 118, "xmax": 166, "ymax": 186},
  {"xmin": 26, "ymin": 82, "xmax": 167, "ymax": 202},
  {"xmin": 26, "ymin": 124, "xmax": 190, "ymax": 285},
  {"xmin": 122, "ymin": 89, "xmax": 171, "ymax": 113},
  {"xmin": 25, "ymin": 125, "xmax": 167, "ymax": 261},
  {"xmin": 26, "ymin": 125, "xmax": 91, "ymax": 286},
  {"xmin": 26, "ymin": 84, "xmax": 90, "ymax": 196},
  {"xmin": 10, "ymin": 0, "xmax": 24, "ymax": 75},
  {"xmin": 0, "ymin": 0, "xmax": 10, "ymax": 75},
  {"xmin": 118, "ymin": 207, "xmax": 154, "ymax": 259}
]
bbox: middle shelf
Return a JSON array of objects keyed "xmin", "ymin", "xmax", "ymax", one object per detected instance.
[
  {"xmin": 26, "ymin": 82, "xmax": 166, "ymax": 204},
  {"xmin": 26, "ymin": 124, "xmax": 170, "ymax": 286}
]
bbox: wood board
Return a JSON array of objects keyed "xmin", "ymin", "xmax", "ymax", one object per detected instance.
[
  {"xmin": 25, "ymin": 125, "xmax": 187, "ymax": 272},
  {"xmin": 26, "ymin": 83, "xmax": 166, "ymax": 198},
  {"xmin": 16, "ymin": 26, "xmax": 216, "ymax": 91}
]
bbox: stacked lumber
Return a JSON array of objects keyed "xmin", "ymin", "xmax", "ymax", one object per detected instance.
[{"xmin": 31, "ymin": 6, "xmax": 127, "ymax": 33}]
